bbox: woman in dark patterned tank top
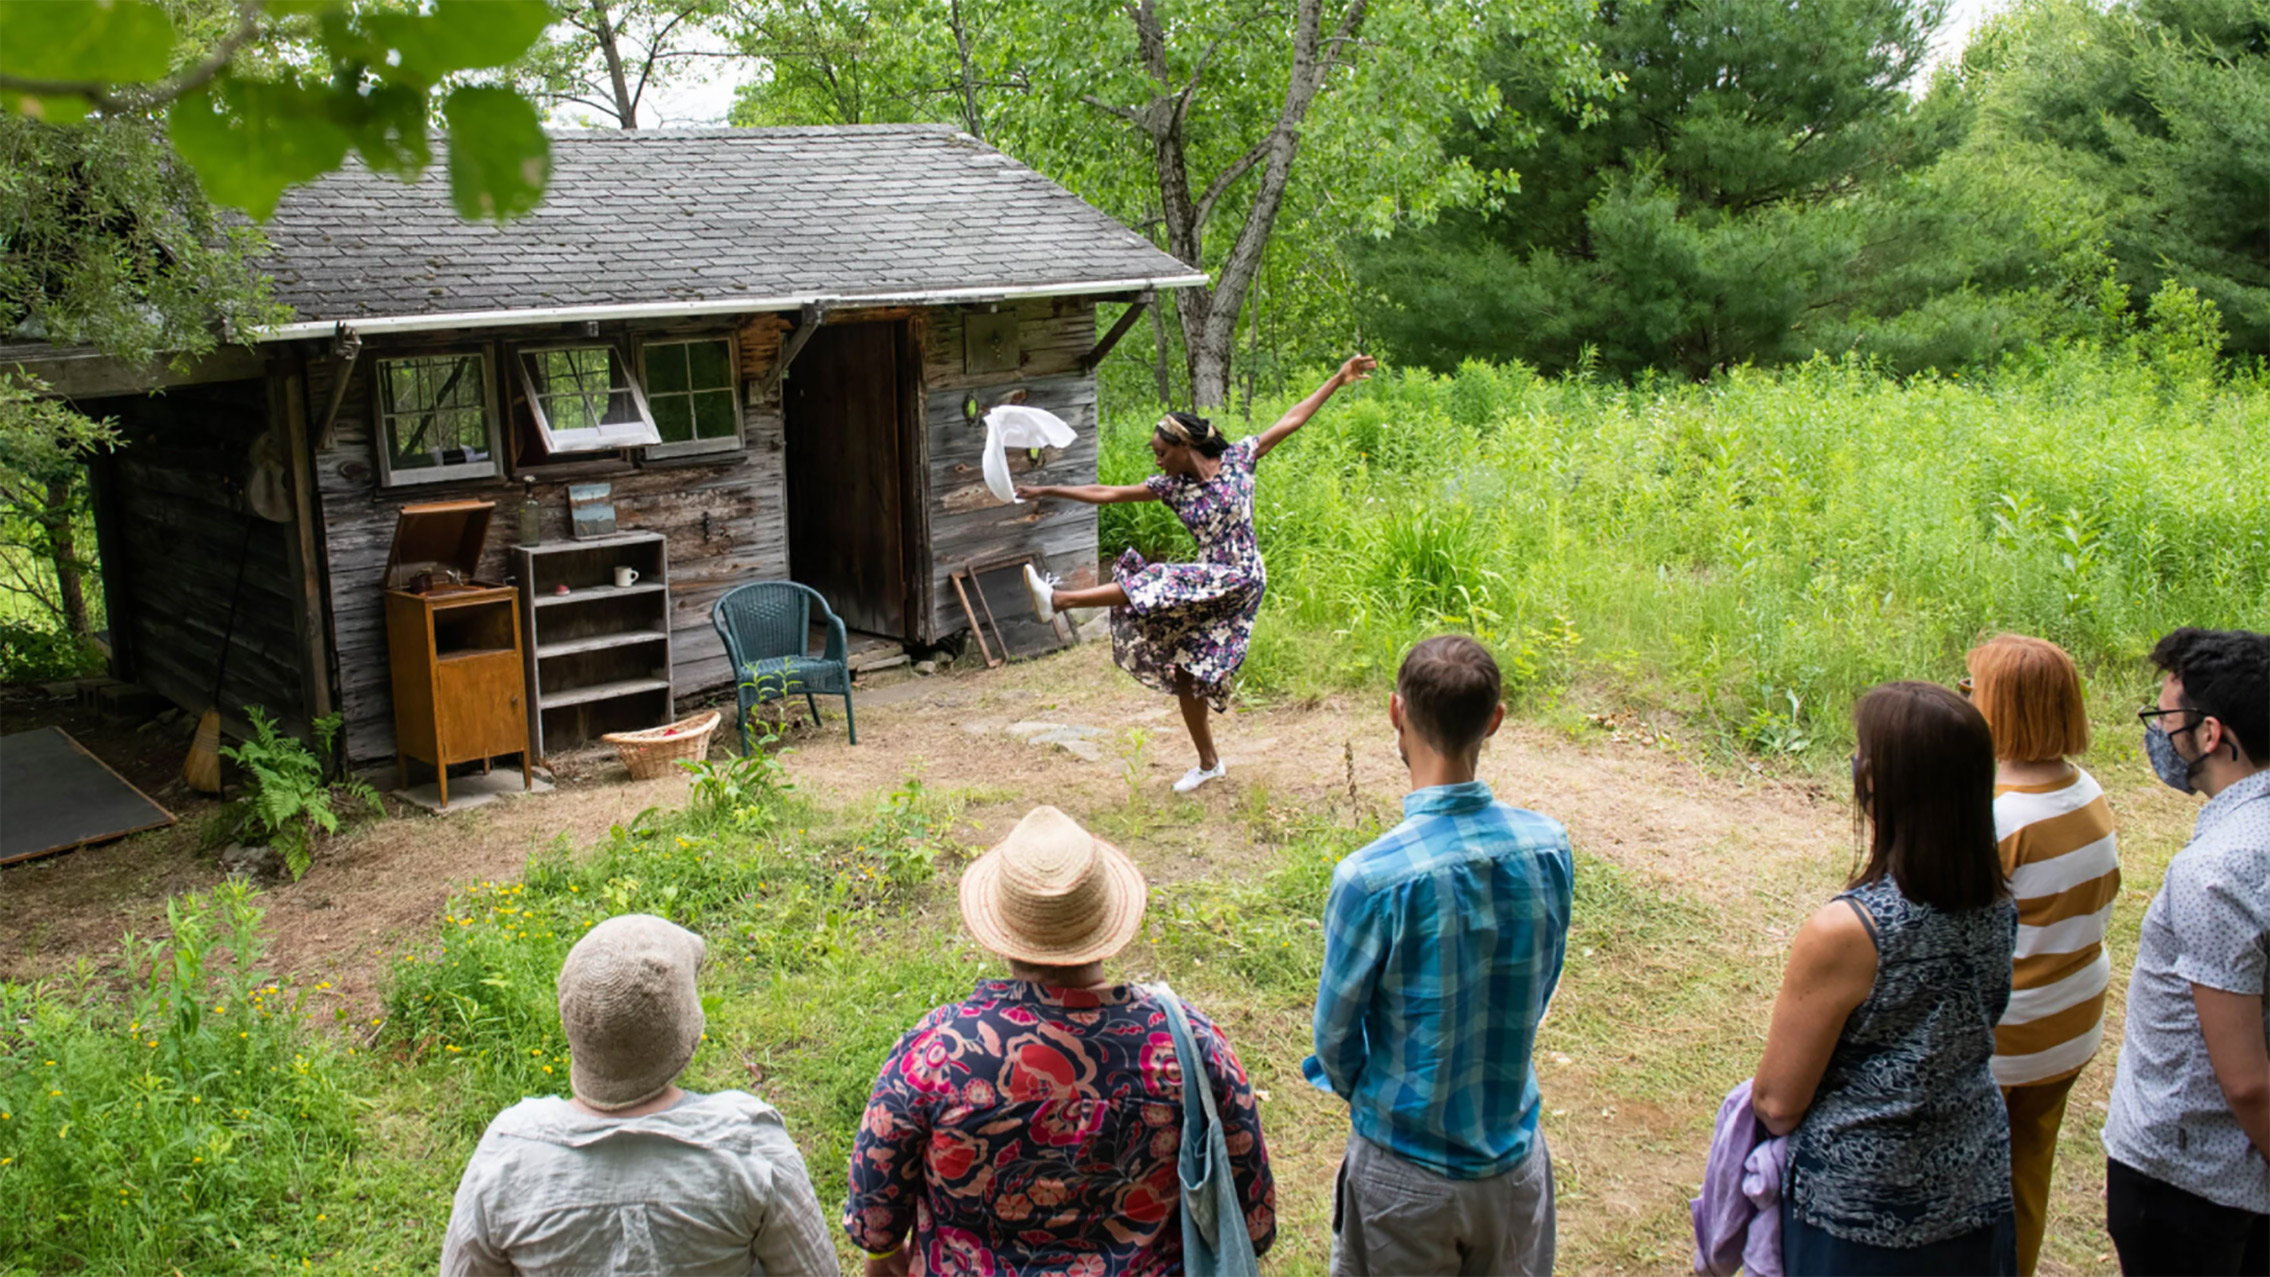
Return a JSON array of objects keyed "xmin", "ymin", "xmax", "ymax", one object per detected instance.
[{"xmin": 1751, "ymin": 682, "xmax": 2021, "ymax": 1275}]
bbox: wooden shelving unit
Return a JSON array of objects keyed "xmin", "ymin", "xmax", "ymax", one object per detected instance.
[{"xmin": 514, "ymin": 534, "xmax": 672, "ymax": 757}]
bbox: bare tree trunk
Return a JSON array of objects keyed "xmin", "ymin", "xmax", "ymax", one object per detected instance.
[
  {"xmin": 1147, "ymin": 297, "xmax": 1174, "ymax": 403},
  {"xmin": 42, "ymin": 473, "xmax": 89, "ymax": 637},
  {"xmin": 590, "ymin": 0, "xmax": 640, "ymax": 128},
  {"xmin": 948, "ymin": 0, "xmax": 984, "ymax": 140},
  {"xmin": 1094, "ymin": 0, "xmax": 1366, "ymax": 407}
]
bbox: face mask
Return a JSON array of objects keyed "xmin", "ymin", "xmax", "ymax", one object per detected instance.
[{"xmin": 2145, "ymin": 721, "xmax": 2200, "ymax": 794}]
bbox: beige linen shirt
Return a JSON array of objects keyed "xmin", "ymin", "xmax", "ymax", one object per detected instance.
[{"xmin": 440, "ymin": 1090, "xmax": 836, "ymax": 1276}]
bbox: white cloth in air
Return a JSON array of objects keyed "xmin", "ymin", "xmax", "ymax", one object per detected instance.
[{"xmin": 983, "ymin": 404, "xmax": 1077, "ymax": 504}]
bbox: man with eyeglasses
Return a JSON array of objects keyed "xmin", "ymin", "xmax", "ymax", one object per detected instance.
[{"xmin": 2101, "ymin": 627, "xmax": 2270, "ymax": 1276}]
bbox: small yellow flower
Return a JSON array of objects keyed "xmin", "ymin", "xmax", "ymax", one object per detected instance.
[
  {"xmin": 193, "ymin": 1156, "xmax": 203, "ymax": 1163},
  {"xmin": 542, "ymin": 1065, "xmax": 553, "ymax": 1074},
  {"xmin": 48, "ymin": 1090, "xmax": 60, "ymax": 1097},
  {"xmin": 316, "ymin": 982, "xmax": 332, "ymax": 991},
  {"xmin": 1, "ymin": 1157, "xmax": 11, "ymax": 1166},
  {"xmin": 191, "ymin": 1096, "xmax": 201, "ymax": 1104}
]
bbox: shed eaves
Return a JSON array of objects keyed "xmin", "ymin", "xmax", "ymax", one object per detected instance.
[{"xmin": 262, "ymin": 126, "xmax": 1198, "ymax": 324}]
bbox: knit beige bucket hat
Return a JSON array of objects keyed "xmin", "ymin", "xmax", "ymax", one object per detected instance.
[
  {"xmin": 959, "ymin": 805, "xmax": 1147, "ymax": 965},
  {"xmin": 557, "ymin": 913, "xmax": 706, "ymax": 1111}
]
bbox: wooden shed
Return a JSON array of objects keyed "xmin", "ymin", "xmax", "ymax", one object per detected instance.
[{"xmin": 11, "ymin": 126, "xmax": 1201, "ymax": 767}]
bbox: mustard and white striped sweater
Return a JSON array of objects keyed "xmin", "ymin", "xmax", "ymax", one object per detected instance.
[{"xmin": 1991, "ymin": 766, "xmax": 2121, "ymax": 1088}]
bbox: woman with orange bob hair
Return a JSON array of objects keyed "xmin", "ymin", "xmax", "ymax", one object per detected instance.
[{"xmin": 1965, "ymin": 634, "xmax": 2122, "ymax": 1276}]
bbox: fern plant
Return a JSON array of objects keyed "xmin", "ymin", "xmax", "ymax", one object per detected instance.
[{"xmin": 220, "ymin": 708, "xmax": 380, "ymax": 880}]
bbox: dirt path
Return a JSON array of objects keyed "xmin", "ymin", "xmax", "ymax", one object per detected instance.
[{"xmin": 4, "ymin": 642, "xmax": 2183, "ymax": 1273}]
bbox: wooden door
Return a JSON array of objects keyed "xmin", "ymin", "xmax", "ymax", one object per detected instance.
[{"xmin": 784, "ymin": 321, "xmax": 911, "ymax": 638}]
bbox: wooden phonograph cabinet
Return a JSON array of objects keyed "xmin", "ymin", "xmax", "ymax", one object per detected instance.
[{"xmin": 382, "ymin": 501, "xmax": 532, "ymax": 808}]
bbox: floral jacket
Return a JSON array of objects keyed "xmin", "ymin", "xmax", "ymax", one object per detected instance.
[{"xmin": 845, "ymin": 979, "xmax": 1276, "ymax": 1276}]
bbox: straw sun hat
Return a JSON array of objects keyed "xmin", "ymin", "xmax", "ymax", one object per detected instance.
[
  {"xmin": 959, "ymin": 806, "xmax": 1147, "ymax": 965},
  {"xmin": 557, "ymin": 913, "xmax": 706, "ymax": 1111}
]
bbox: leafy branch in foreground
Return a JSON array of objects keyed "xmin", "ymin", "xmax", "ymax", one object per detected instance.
[{"xmin": 0, "ymin": 0, "xmax": 556, "ymax": 221}]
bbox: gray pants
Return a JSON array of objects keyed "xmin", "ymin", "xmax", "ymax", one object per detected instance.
[{"xmin": 1329, "ymin": 1131, "xmax": 1556, "ymax": 1277}]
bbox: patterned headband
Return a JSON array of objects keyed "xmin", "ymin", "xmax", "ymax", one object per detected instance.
[{"xmin": 1155, "ymin": 415, "xmax": 1215, "ymax": 448}]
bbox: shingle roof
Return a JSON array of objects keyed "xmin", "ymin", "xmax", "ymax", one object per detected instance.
[{"xmin": 261, "ymin": 126, "xmax": 1199, "ymax": 327}]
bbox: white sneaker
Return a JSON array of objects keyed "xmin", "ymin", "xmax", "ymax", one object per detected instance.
[
  {"xmin": 1023, "ymin": 563, "xmax": 1058, "ymax": 622},
  {"xmin": 1173, "ymin": 762, "xmax": 1226, "ymax": 794}
]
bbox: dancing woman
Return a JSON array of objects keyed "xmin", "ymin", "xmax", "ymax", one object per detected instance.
[{"xmin": 1018, "ymin": 355, "xmax": 1376, "ymax": 793}]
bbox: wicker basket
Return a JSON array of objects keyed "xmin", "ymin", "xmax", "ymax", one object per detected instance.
[{"xmin": 603, "ymin": 710, "xmax": 722, "ymax": 780}]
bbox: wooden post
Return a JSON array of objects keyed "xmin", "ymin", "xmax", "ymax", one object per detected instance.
[
  {"xmin": 273, "ymin": 360, "xmax": 337, "ymax": 726},
  {"xmin": 84, "ymin": 450, "xmax": 136, "ymax": 683}
]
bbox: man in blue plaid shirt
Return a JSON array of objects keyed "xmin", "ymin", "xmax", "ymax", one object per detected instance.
[{"xmin": 1305, "ymin": 635, "xmax": 1575, "ymax": 1276}]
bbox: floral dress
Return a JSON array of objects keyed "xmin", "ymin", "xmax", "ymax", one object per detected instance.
[
  {"xmin": 844, "ymin": 979, "xmax": 1276, "ymax": 1276},
  {"xmin": 1109, "ymin": 437, "xmax": 1265, "ymax": 713}
]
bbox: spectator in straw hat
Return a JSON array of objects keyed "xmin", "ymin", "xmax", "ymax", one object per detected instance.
[
  {"xmin": 845, "ymin": 805, "xmax": 1277, "ymax": 1276},
  {"xmin": 441, "ymin": 913, "xmax": 835, "ymax": 1277}
]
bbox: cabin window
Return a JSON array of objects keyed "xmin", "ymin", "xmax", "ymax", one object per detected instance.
[
  {"xmin": 515, "ymin": 343, "xmax": 662, "ymax": 454},
  {"xmin": 374, "ymin": 353, "xmax": 501, "ymax": 485},
  {"xmin": 639, "ymin": 337, "xmax": 743, "ymax": 457}
]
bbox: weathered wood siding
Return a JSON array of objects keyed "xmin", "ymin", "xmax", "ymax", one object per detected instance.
[
  {"xmin": 914, "ymin": 298, "xmax": 1101, "ymax": 640},
  {"xmin": 308, "ymin": 315, "xmax": 790, "ymax": 763},
  {"xmin": 93, "ymin": 379, "xmax": 311, "ymax": 735},
  {"xmin": 300, "ymin": 296, "xmax": 1107, "ymax": 763}
]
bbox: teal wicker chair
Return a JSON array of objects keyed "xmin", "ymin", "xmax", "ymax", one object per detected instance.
[{"xmin": 711, "ymin": 581, "xmax": 858, "ymax": 748}]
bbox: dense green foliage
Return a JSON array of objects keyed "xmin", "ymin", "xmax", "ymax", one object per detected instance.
[
  {"xmin": 1357, "ymin": 0, "xmax": 2270, "ymax": 376},
  {"xmin": 1103, "ymin": 341, "xmax": 2268, "ymax": 754},
  {"xmin": 1964, "ymin": 0, "xmax": 2270, "ymax": 355},
  {"xmin": 1357, "ymin": 0, "xmax": 1955, "ymax": 377}
]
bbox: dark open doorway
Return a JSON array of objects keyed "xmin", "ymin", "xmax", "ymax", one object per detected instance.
[{"xmin": 782, "ymin": 320, "xmax": 920, "ymax": 640}]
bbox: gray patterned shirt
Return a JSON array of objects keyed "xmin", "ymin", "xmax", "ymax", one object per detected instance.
[
  {"xmin": 2103, "ymin": 767, "xmax": 2270, "ymax": 1215},
  {"xmin": 441, "ymin": 1090, "xmax": 837, "ymax": 1276}
]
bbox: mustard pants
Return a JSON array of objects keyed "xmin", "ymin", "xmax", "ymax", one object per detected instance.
[{"xmin": 2003, "ymin": 1073, "xmax": 2079, "ymax": 1276}]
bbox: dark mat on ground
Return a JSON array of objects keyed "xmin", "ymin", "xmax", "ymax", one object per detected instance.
[{"xmin": 0, "ymin": 727, "xmax": 176, "ymax": 866}]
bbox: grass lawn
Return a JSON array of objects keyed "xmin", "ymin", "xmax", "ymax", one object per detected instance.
[{"xmin": 0, "ymin": 646, "xmax": 2196, "ymax": 1275}]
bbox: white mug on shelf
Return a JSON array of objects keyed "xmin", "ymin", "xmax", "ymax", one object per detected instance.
[{"xmin": 612, "ymin": 566, "xmax": 641, "ymax": 589}]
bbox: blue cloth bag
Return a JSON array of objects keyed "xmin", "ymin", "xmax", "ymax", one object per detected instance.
[{"xmin": 1151, "ymin": 984, "xmax": 1260, "ymax": 1277}]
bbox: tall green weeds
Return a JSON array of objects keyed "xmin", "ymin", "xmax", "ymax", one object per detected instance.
[
  {"xmin": 1103, "ymin": 346, "xmax": 2269, "ymax": 752},
  {"xmin": 0, "ymin": 882, "xmax": 365, "ymax": 1272}
]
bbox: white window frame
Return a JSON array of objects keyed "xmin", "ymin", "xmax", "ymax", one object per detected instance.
[
  {"xmin": 372, "ymin": 351, "xmax": 503, "ymax": 487},
  {"xmin": 638, "ymin": 335, "xmax": 746, "ymax": 459},
  {"xmin": 513, "ymin": 341, "xmax": 663, "ymax": 454}
]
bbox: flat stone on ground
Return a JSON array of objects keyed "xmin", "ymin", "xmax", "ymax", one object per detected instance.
[{"xmin": 393, "ymin": 770, "xmax": 555, "ymax": 814}]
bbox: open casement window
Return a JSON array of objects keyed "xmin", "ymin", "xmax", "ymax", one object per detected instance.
[
  {"xmin": 639, "ymin": 337, "xmax": 743, "ymax": 457},
  {"xmin": 373, "ymin": 353, "xmax": 501, "ymax": 485},
  {"xmin": 515, "ymin": 343, "xmax": 662, "ymax": 454}
]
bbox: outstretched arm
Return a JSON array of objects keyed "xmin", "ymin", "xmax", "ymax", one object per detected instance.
[
  {"xmin": 1253, "ymin": 355, "xmax": 1377, "ymax": 462},
  {"xmin": 1016, "ymin": 482, "xmax": 1156, "ymax": 505}
]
